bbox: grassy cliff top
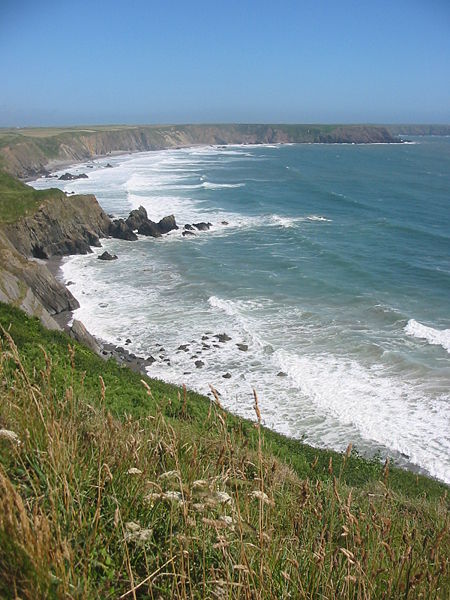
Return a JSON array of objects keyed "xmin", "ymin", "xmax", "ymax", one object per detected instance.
[
  {"xmin": 0, "ymin": 171, "xmax": 63, "ymax": 223},
  {"xmin": 0, "ymin": 302, "xmax": 448, "ymax": 598}
]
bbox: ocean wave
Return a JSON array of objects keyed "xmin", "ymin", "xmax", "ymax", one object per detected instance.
[
  {"xmin": 404, "ymin": 319, "xmax": 450, "ymax": 354},
  {"xmin": 273, "ymin": 348, "xmax": 450, "ymax": 482},
  {"xmin": 306, "ymin": 215, "xmax": 332, "ymax": 222},
  {"xmin": 201, "ymin": 181, "xmax": 245, "ymax": 189}
]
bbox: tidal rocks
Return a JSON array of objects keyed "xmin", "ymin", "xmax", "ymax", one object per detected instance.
[
  {"xmin": 193, "ymin": 222, "xmax": 212, "ymax": 231},
  {"xmin": 182, "ymin": 230, "xmax": 195, "ymax": 237},
  {"xmin": 126, "ymin": 206, "xmax": 148, "ymax": 231},
  {"xmin": 214, "ymin": 333, "xmax": 232, "ymax": 343},
  {"xmin": 277, "ymin": 371, "xmax": 287, "ymax": 377},
  {"xmin": 109, "ymin": 219, "xmax": 138, "ymax": 241},
  {"xmin": 222, "ymin": 373, "xmax": 232, "ymax": 379},
  {"xmin": 184, "ymin": 224, "xmax": 195, "ymax": 231},
  {"xmin": 98, "ymin": 251, "xmax": 118, "ymax": 261},
  {"xmin": 236, "ymin": 343, "xmax": 248, "ymax": 352},
  {"xmin": 195, "ymin": 360, "xmax": 204, "ymax": 368},
  {"xmin": 105, "ymin": 163, "xmax": 113, "ymax": 168},
  {"xmin": 221, "ymin": 221, "xmax": 229, "ymax": 225},
  {"xmin": 137, "ymin": 214, "xmax": 178, "ymax": 237},
  {"xmin": 157, "ymin": 215, "xmax": 178, "ymax": 234},
  {"xmin": 58, "ymin": 172, "xmax": 88, "ymax": 181}
]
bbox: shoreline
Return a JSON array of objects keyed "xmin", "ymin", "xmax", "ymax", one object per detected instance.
[{"xmin": 29, "ymin": 143, "xmax": 448, "ymax": 486}]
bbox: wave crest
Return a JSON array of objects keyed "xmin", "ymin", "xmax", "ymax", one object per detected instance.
[{"xmin": 404, "ymin": 319, "xmax": 450, "ymax": 354}]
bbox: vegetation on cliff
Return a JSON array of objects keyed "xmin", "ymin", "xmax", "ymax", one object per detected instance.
[
  {"xmin": 0, "ymin": 171, "xmax": 63, "ymax": 223},
  {"xmin": 0, "ymin": 303, "xmax": 448, "ymax": 599}
]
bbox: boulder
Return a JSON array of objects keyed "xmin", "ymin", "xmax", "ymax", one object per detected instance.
[
  {"xmin": 236, "ymin": 343, "xmax": 248, "ymax": 352},
  {"xmin": 157, "ymin": 215, "xmax": 178, "ymax": 234},
  {"xmin": 193, "ymin": 222, "xmax": 212, "ymax": 231},
  {"xmin": 137, "ymin": 220, "xmax": 162, "ymax": 237},
  {"xmin": 126, "ymin": 206, "xmax": 148, "ymax": 231},
  {"xmin": 222, "ymin": 373, "xmax": 232, "ymax": 379},
  {"xmin": 214, "ymin": 333, "xmax": 232, "ymax": 343},
  {"xmin": 182, "ymin": 230, "xmax": 195, "ymax": 237},
  {"xmin": 221, "ymin": 221, "xmax": 229, "ymax": 225},
  {"xmin": 195, "ymin": 360, "xmax": 204, "ymax": 368},
  {"xmin": 98, "ymin": 251, "xmax": 118, "ymax": 261},
  {"xmin": 58, "ymin": 172, "xmax": 88, "ymax": 181},
  {"xmin": 109, "ymin": 219, "xmax": 138, "ymax": 241},
  {"xmin": 69, "ymin": 320, "xmax": 101, "ymax": 354},
  {"xmin": 184, "ymin": 224, "xmax": 195, "ymax": 231}
]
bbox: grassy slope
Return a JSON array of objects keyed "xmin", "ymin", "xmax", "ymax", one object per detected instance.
[
  {"xmin": 0, "ymin": 302, "xmax": 448, "ymax": 599},
  {"xmin": 0, "ymin": 171, "xmax": 63, "ymax": 223}
]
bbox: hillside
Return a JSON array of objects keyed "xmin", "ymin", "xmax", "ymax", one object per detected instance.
[
  {"xmin": 0, "ymin": 302, "xmax": 448, "ymax": 599},
  {"xmin": 0, "ymin": 124, "xmax": 400, "ymax": 178}
]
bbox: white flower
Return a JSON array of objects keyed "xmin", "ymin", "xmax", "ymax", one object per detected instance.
[
  {"xmin": 0, "ymin": 429, "xmax": 20, "ymax": 445},
  {"xmin": 249, "ymin": 490, "xmax": 272, "ymax": 505},
  {"xmin": 127, "ymin": 467, "xmax": 142, "ymax": 475},
  {"xmin": 162, "ymin": 490, "xmax": 183, "ymax": 503},
  {"xmin": 215, "ymin": 491, "xmax": 232, "ymax": 505}
]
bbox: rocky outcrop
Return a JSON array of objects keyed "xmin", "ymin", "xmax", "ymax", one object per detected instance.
[
  {"xmin": 109, "ymin": 219, "xmax": 137, "ymax": 241},
  {"xmin": 126, "ymin": 206, "xmax": 148, "ymax": 230},
  {"xmin": 137, "ymin": 214, "xmax": 178, "ymax": 238},
  {"xmin": 98, "ymin": 251, "xmax": 118, "ymax": 261},
  {"xmin": 0, "ymin": 230, "xmax": 79, "ymax": 329},
  {"xmin": 3, "ymin": 193, "xmax": 111, "ymax": 258},
  {"xmin": 58, "ymin": 172, "xmax": 88, "ymax": 181}
]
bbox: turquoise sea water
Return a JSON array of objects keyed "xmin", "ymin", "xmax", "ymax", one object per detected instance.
[{"xmin": 32, "ymin": 137, "xmax": 450, "ymax": 482}]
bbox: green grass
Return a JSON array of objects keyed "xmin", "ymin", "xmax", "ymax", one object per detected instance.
[
  {"xmin": 0, "ymin": 302, "xmax": 448, "ymax": 599},
  {"xmin": 0, "ymin": 171, "xmax": 63, "ymax": 223}
]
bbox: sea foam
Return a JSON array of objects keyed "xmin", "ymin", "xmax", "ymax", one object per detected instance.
[{"xmin": 405, "ymin": 319, "xmax": 450, "ymax": 354}]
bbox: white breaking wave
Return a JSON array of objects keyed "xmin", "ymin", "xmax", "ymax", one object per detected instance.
[
  {"xmin": 405, "ymin": 319, "xmax": 450, "ymax": 354},
  {"xmin": 201, "ymin": 181, "xmax": 245, "ymax": 189},
  {"xmin": 306, "ymin": 215, "xmax": 332, "ymax": 222}
]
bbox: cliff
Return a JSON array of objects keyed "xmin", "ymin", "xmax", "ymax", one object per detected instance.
[
  {"xmin": 0, "ymin": 124, "xmax": 400, "ymax": 178},
  {"xmin": 0, "ymin": 173, "xmax": 110, "ymax": 347}
]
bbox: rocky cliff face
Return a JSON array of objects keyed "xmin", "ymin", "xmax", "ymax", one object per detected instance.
[
  {"xmin": 3, "ymin": 193, "xmax": 111, "ymax": 258},
  {"xmin": 0, "ymin": 124, "xmax": 401, "ymax": 179},
  {"xmin": 0, "ymin": 189, "xmax": 112, "ymax": 351}
]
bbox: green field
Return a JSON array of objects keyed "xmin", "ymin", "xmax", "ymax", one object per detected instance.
[{"xmin": 0, "ymin": 171, "xmax": 63, "ymax": 223}]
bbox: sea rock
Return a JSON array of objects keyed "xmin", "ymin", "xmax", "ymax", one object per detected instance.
[
  {"xmin": 182, "ymin": 230, "xmax": 195, "ymax": 237},
  {"xmin": 193, "ymin": 222, "xmax": 212, "ymax": 231},
  {"xmin": 277, "ymin": 371, "xmax": 287, "ymax": 377},
  {"xmin": 137, "ymin": 220, "xmax": 162, "ymax": 237},
  {"xmin": 177, "ymin": 344, "xmax": 189, "ymax": 351},
  {"xmin": 126, "ymin": 206, "xmax": 148, "ymax": 231},
  {"xmin": 109, "ymin": 219, "xmax": 138, "ymax": 241},
  {"xmin": 222, "ymin": 373, "xmax": 232, "ymax": 379},
  {"xmin": 157, "ymin": 215, "xmax": 178, "ymax": 234},
  {"xmin": 184, "ymin": 224, "xmax": 195, "ymax": 231},
  {"xmin": 236, "ymin": 343, "xmax": 248, "ymax": 352},
  {"xmin": 98, "ymin": 251, "xmax": 118, "ymax": 261},
  {"xmin": 195, "ymin": 360, "xmax": 204, "ymax": 368},
  {"xmin": 58, "ymin": 172, "xmax": 88, "ymax": 181},
  {"xmin": 214, "ymin": 333, "xmax": 231, "ymax": 342},
  {"xmin": 221, "ymin": 221, "xmax": 229, "ymax": 225},
  {"xmin": 105, "ymin": 163, "xmax": 113, "ymax": 168}
]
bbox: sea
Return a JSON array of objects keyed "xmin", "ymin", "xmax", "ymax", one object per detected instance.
[{"xmin": 31, "ymin": 136, "xmax": 450, "ymax": 484}]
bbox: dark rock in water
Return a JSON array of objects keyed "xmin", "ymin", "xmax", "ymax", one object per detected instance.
[
  {"xmin": 277, "ymin": 371, "xmax": 287, "ymax": 377},
  {"xmin": 221, "ymin": 221, "xmax": 229, "ymax": 225},
  {"xmin": 66, "ymin": 280, "xmax": 75, "ymax": 286},
  {"xmin": 109, "ymin": 219, "xmax": 138, "ymax": 241},
  {"xmin": 183, "ymin": 371, "xmax": 191, "ymax": 375},
  {"xmin": 98, "ymin": 251, "xmax": 118, "ymax": 261},
  {"xmin": 236, "ymin": 343, "xmax": 248, "ymax": 352},
  {"xmin": 146, "ymin": 355, "xmax": 156, "ymax": 364},
  {"xmin": 58, "ymin": 172, "xmax": 88, "ymax": 181},
  {"xmin": 213, "ymin": 344, "xmax": 220, "ymax": 348},
  {"xmin": 222, "ymin": 372, "xmax": 232, "ymax": 379},
  {"xmin": 177, "ymin": 344, "xmax": 189, "ymax": 351},
  {"xmin": 193, "ymin": 222, "xmax": 212, "ymax": 231},
  {"xmin": 184, "ymin": 224, "xmax": 195, "ymax": 231},
  {"xmin": 195, "ymin": 360, "xmax": 204, "ymax": 368},
  {"xmin": 158, "ymin": 215, "xmax": 178, "ymax": 234},
  {"xmin": 202, "ymin": 335, "xmax": 209, "ymax": 340},
  {"xmin": 182, "ymin": 230, "xmax": 196, "ymax": 237},
  {"xmin": 214, "ymin": 333, "xmax": 232, "ymax": 342},
  {"xmin": 125, "ymin": 338, "xmax": 131, "ymax": 344},
  {"xmin": 202, "ymin": 343, "xmax": 210, "ymax": 349},
  {"xmin": 105, "ymin": 163, "xmax": 113, "ymax": 168},
  {"xmin": 126, "ymin": 206, "xmax": 148, "ymax": 231},
  {"xmin": 137, "ymin": 220, "xmax": 162, "ymax": 237}
]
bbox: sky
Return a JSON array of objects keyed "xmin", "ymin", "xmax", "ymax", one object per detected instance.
[{"xmin": 1, "ymin": 0, "xmax": 449, "ymax": 126}]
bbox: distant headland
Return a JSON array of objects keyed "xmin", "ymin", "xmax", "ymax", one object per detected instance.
[{"xmin": 0, "ymin": 123, "xmax": 406, "ymax": 179}]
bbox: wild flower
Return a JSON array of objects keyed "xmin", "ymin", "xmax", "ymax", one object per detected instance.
[
  {"xmin": 0, "ymin": 429, "xmax": 21, "ymax": 445},
  {"xmin": 127, "ymin": 467, "xmax": 142, "ymax": 475}
]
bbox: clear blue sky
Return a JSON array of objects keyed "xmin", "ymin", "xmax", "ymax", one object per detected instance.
[{"xmin": 1, "ymin": 0, "xmax": 449, "ymax": 126}]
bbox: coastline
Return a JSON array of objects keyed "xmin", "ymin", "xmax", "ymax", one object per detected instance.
[{"xmin": 27, "ymin": 141, "xmax": 450, "ymax": 486}]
